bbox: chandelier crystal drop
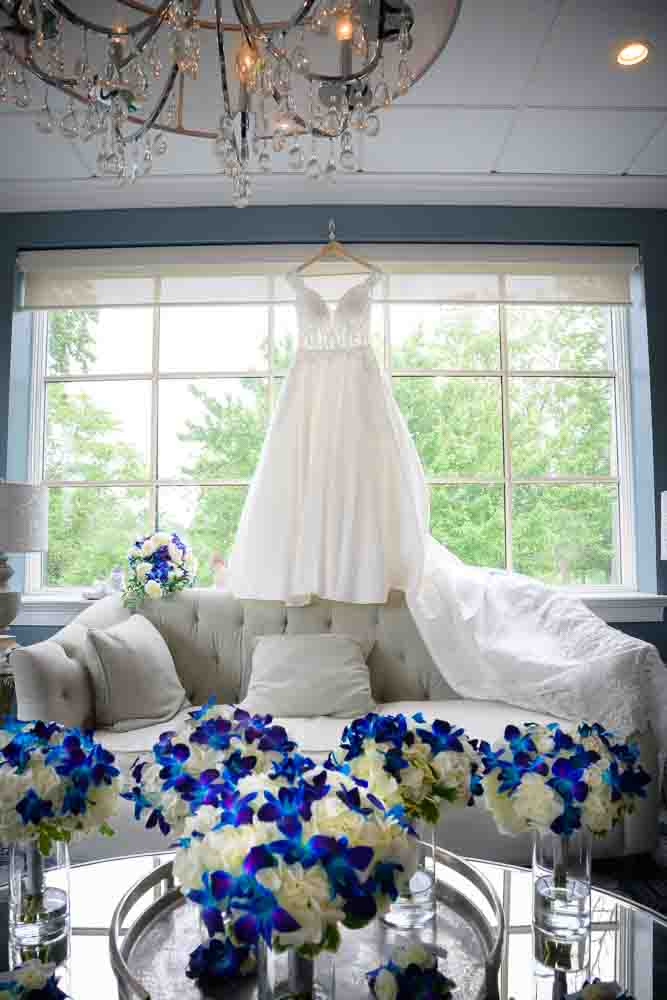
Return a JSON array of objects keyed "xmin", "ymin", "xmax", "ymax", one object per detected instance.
[{"xmin": 0, "ymin": 0, "xmax": 462, "ymax": 205}]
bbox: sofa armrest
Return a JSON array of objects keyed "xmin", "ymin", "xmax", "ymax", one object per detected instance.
[{"xmin": 10, "ymin": 640, "xmax": 94, "ymax": 729}]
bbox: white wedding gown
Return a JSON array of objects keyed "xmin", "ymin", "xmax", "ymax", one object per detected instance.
[{"xmin": 227, "ymin": 270, "xmax": 666, "ymax": 746}]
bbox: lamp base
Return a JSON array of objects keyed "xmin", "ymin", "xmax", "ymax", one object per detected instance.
[{"xmin": 0, "ymin": 635, "xmax": 17, "ymax": 654}]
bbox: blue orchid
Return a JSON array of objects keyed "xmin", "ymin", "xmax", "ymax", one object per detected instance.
[
  {"xmin": 547, "ymin": 757, "xmax": 589, "ymax": 804},
  {"xmin": 188, "ymin": 870, "xmax": 233, "ymax": 937},
  {"xmin": 190, "ymin": 717, "xmax": 233, "ymax": 751},
  {"xmin": 269, "ymin": 752, "xmax": 316, "ymax": 784},
  {"xmin": 229, "ymin": 876, "xmax": 301, "ymax": 946},
  {"xmin": 222, "ymin": 749, "xmax": 258, "ymax": 785},
  {"xmin": 503, "ymin": 724, "xmax": 537, "ymax": 755},
  {"xmin": 258, "ymin": 786, "xmax": 307, "ymax": 837},
  {"xmin": 214, "ymin": 789, "xmax": 257, "ymax": 828},
  {"xmin": 189, "ymin": 696, "xmax": 217, "ymax": 722},
  {"xmin": 417, "ymin": 719, "xmax": 465, "ymax": 756},
  {"xmin": 186, "ymin": 936, "xmax": 254, "ymax": 988},
  {"xmin": 17, "ymin": 788, "xmax": 55, "ymax": 825}
]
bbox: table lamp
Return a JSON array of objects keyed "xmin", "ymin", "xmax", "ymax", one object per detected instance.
[{"xmin": 0, "ymin": 481, "xmax": 48, "ymax": 653}]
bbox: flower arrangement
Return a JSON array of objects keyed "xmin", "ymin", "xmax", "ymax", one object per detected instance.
[
  {"xmin": 0, "ymin": 961, "xmax": 70, "ymax": 1000},
  {"xmin": 173, "ymin": 762, "xmax": 417, "ymax": 961},
  {"xmin": 124, "ymin": 531, "xmax": 196, "ymax": 607},
  {"xmin": 333, "ymin": 711, "xmax": 482, "ymax": 825},
  {"xmin": 367, "ymin": 940, "xmax": 456, "ymax": 1000},
  {"xmin": 478, "ymin": 721, "xmax": 650, "ymax": 839},
  {"xmin": 122, "ymin": 700, "xmax": 304, "ymax": 840},
  {"xmin": 0, "ymin": 718, "xmax": 120, "ymax": 854}
]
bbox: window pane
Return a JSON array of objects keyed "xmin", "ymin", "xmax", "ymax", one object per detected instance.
[
  {"xmin": 431, "ymin": 485, "xmax": 505, "ymax": 568},
  {"xmin": 158, "ymin": 378, "xmax": 269, "ymax": 480},
  {"xmin": 47, "ymin": 309, "xmax": 152, "ymax": 375},
  {"xmin": 393, "ymin": 376, "xmax": 503, "ymax": 477},
  {"xmin": 391, "ymin": 304, "xmax": 499, "ymax": 370},
  {"xmin": 274, "ymin": 304, "xmax": 297, "ymax": 370},
  {"xmin": 506, "ymin": 305, "xmax": 613, "ymax": 370},
  {"xmin": 46, "ymin": 381, "xmax": 151, "ymax": 481},
  {"xmin": 159, "ymin": 485, "xmax": 247, "ymax": 586},
  {"xmin": 512, "ymin": 485, "xmax": 619, "ymax": 585},
  {"xmin": 510, "ymin": 377, "xmax": 616, "ymax": 477},
  {"xmin": 160, "ymin": 306, "xmax": 269, "ymax": 372},
  {"xmin": 46, "ymin": 486, "xmax": 150, "ymax": 586}
]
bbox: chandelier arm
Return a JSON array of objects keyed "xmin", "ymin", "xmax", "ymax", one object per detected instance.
[
  {"xmin": 44, "ymin": 0, "xmax": 172, "ymax": 39},
  {"xmin": 118, "ymin": 0, "xmax": 178, "ymax": 69},
  {"xmin": 214, "ymin": 0, "xmax": 234, "ymax": 121},
  {"xmin": 115, "ymin": 63, "xmax": 179, "ymax": 145}
]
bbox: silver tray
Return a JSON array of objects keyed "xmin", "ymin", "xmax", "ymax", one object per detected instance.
[{"xmin": 110, "ymin": 846, "xmax": 504, "ymax": 1000}]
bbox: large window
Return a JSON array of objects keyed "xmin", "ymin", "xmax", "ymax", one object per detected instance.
[{"xmin": 20, "ymin": 246, "xmax": 637, "ymax": 593}]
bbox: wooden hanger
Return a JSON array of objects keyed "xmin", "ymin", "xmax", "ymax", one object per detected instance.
[{"xmin": 294, "ymin": 219, "xmax": 380, "ymax": 277}]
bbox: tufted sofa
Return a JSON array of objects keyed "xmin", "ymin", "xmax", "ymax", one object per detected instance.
[{"xmin": 11, "ymin": 589, "xmax": 660, "ymax": 867}]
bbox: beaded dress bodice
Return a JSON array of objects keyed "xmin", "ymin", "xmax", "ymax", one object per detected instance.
[{"xmin": 288, "ymin": 271, "xmax": 380, "ymax": 351}]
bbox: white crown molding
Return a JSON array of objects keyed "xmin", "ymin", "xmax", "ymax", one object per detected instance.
[{"xmin": 1, "ymin": 171, "xmax": 667, "ymax": 213}]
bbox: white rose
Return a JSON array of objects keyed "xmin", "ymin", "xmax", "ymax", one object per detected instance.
[
  {"xmin": 168, "ymin": 542, "xmax": 184, "ymax": 565},
  {"xmin": 374, "ymin": 968, "xmax": 398, "ymax": 1000},
  {"xmin": 144, "ymin": 579, "xmax": 163, "ymax": 599},
  {"xmin": 135, "ymin": 561, "xmax": 152, "ymax": 582}
]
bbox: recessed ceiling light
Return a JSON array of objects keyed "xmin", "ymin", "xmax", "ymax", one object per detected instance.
[{"xmin": 616, "ymin": 41, "xmax": 651, "ymax": 67}]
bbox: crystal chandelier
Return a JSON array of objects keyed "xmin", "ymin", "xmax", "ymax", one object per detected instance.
[{"xmin": 0, "ymin": 1, "xmax": 462, "ymax": 206}]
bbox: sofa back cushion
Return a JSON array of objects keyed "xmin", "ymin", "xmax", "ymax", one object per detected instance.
[{"xmin": 46, "ymin": 589, "xmax": 459, "ymax": 710}]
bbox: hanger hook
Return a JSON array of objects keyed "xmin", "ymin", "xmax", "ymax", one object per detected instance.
[{"xmin": 328, "ymin": 218, "xmax": 336, "ymax": 242}]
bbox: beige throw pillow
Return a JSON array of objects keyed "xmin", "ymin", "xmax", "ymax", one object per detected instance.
[
  {"xmin": 241, "ymin": 633, "xmax": 375, "ymax": 719},
  {"xmin": 85, "ymin": 614, "xmax": 188, "ymax": 732}
]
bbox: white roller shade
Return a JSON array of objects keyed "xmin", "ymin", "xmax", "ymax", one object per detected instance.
[{"xmin": 16, "ymin": 243, "xmax": 640, "ymax": 309}]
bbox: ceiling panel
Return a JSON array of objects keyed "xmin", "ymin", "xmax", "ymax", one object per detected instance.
[
  {"xmin": 401, "ymin": 0, "xmax": 562, "ymax": 106},
  {"xmin": 528, "ymin": 0, "xmax": 667, "ymax": 109},
  {"xmin": 359, "ymin": 107, "xmax": 514, "ymax": 173},
  {"xmin": 629, "ymin": 122, "xmax": 667, "ymax": 175},
  {"xmin": 0, "ymin": 114, "xmax": 91, "ymax": 180},
  {"xmin": 498, "ymin": 108, "xmax": 665, "ymax": 174}
]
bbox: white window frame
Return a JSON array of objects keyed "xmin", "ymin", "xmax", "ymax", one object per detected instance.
[{"xmin": 18, "ymin": 287, "xmax": 665, "ymax": 626}]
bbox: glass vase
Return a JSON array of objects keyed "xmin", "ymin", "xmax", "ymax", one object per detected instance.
[
  {"xmin": 382, "ymin": 820, "xmax": 437, "ymax": 929},
  {"xmin": 256, "ymin": 939, "xmax": 335, "ymax": 1000},
  {"xmin": 532, "ymin": 829, "xmax": 591, "ymax": 972},
  {"xmin": 8, "ymin": 840, "xmax": 70, "ymax": 969}
]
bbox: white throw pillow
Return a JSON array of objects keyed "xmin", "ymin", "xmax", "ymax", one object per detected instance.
[
  {"xmin": 241, "ymin": 633, "xmax": 375, "ymax": 719},
  {"xmin": 84, "ymin": 614, "xmax": 188, "ymax": 732}
]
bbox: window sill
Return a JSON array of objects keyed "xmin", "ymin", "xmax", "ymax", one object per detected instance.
[{"xmin": 11, "ymin": 589, "xmax": 667, "ymax": 628}]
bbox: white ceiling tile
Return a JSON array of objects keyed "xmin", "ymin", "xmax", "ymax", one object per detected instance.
[
  {"xmin": 359, "ymin": 107, "xmax": 514, "ymax": 173},
  {"xmin": 498, "ymin": 108, "xmax": 666, "ymax": 174},
  {"xmin": 401, "ymin": 0, "xmax": 562, "ymax": 106},
  {"xmin": 529, "ymin": 0, "xmax": 667, "ymax": 109},
  {"xmin": 0, "ymin": 114, "xmax": 91, "ymax": 180},
  {"xmin": 629, "ymin": 122, "xmax": 667, "ymax": 174}
]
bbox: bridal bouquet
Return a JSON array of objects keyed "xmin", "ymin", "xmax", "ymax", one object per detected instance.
[
  {"xmin": 367, "ymin": 941, "xmax": 456, "ymax": 1000},
  {"xmin": 122, "ymin": 700, "xmax": 305, "ymax": 839},
  {"xmin": 0, "ymin": 718, "xmax": 120, "ymax": 853},
  {"xmin": 124, "ymin": 530, "xmax": 196, "ymax": 607},
  {"xmin": 479, "ymin": 721, "xmax": 651, "ymax": 838},
  {"xmin": 0, "ymin": 961, "xmax": 70, "ymax": 999},
  {"xmin": 333, "ymin": 711, "xmax": 483, "ymax": 825},
  {"xmin": 174, "ymin": 764, "xmax": 417, "ymax": 958}
]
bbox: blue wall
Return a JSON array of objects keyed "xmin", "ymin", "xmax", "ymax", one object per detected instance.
[{"xmin": 2, "ymin": 204, "xmax": 666, "ymax": 651}]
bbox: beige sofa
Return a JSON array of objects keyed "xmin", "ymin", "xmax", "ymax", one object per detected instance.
[{"xmin": 11, "ymin": 589, "xmax": 660, "ymax": 866}]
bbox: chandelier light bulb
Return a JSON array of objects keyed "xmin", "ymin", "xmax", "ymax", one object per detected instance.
[
  {"xmin": 335, "ymin": 13, "xmax": 355, "ymax": 43},
  {"xmin": 235, "ymin": 40, "xmax": 258, "ymax": 85}
]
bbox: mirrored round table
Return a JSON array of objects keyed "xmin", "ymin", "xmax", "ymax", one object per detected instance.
[{"xmin": 1, "ymin": 850, "xmax": 665, "ymax": 999}]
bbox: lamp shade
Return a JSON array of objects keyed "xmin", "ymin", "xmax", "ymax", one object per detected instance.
[{"xmin": 0, "ymin": 482, "xmax": 48, "ymax": 553}]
